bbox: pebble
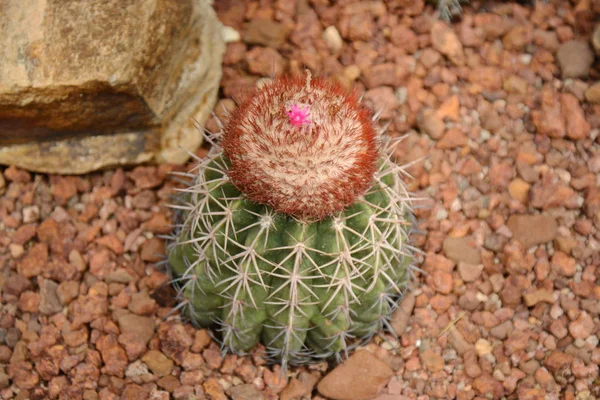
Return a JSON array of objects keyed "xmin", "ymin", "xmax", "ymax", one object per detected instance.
[
  {"xmin": 222, "ymin": 26, "xmax": 241, "ymax": 43},
  {"xmin": 431, "ymin": 21, "xmax": 464, "ymax": 65},
  {"xmin": 363, "ymin": 87, "xmax": 400, "ymax": 120},
  {"xmin": 443, "ymin": 236, "xmax": 481, "ymax": 265},
  {"xmin": 417, "ymin": 108, "xmax": 445, "ymax": 139},
  {"xmin": 323, "ymin": 26, "xmax": 343, "ymax": 53},
  {"xmin": 226, "ymin": 384, "xmax": 265, "ymax": 400},
  {"xmin": 391, "ymin": 292, "xmax": 416, "ymax": 336},
  {"xmin": 117, "ymin": 313, "xmax": 156, "ymax": 346},
  {"xmin": 243, "ymin": 19, "xmax": 289, "ymax": 48},
  {"xmin": 142, "ymin": 350, "xmax": 174, "ymax": 377},
  {"xmin": 246, "ymin": 46, "xmax": 284, "ymax": 76},
  {"xmin": 317, "ymin": 351, "xmax": 392, "ymax": 400},
  {"xmin": 524, "ymin": 289, "xmax": 555, "ymax": 307},
  {"xmin": 556, "ymin": 40, "xmax": 594, "ymax": 78},
  {"xmin": 506, "ymin": 214, "xmax": 557, "ymax": 249},
  {"xmin": 569, "ymin": 312, "xmax": 594, "ymax": 339},
  {"xmin": 39, "ymin": 279, "xmax": 62, "ymax": 315},
  {"xmin": 458, "ymin": 262, "xmax": 483, "ymax": 282}
]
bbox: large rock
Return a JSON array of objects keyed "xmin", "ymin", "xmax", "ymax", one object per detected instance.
[{"xmin": 0, "ymin": 0, "xmax": 225, "ymax": 174}]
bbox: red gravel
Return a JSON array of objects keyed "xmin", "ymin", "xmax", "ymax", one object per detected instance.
[{"xmin": 1, "ymin": 0, "xmax": 600, "ymax": 399}]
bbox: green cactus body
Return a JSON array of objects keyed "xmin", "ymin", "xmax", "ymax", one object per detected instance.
[{"xmin": 167, "ymin": 74, "xmax": 416, "ymax": 367}]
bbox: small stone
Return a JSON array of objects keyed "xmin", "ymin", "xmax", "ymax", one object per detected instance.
[
  {"xmin": 390, "ymin": 292, "xmax": 416, "ymax": 336},
  {"xmin": 246, "ymin": 46, "xmax": 284, "ymax": 76},
  {"xmin": 39, "ymin": 279, "xmax": 62, "ymax": 315},
  {"xmin": 490, "ymin": 321, "xmax": 512, "ymax": 340},
  {"xmin": 8, "ymin": 361, "xmax": 39, "ymax": 390},
  {"xmin": 503, "ymin": 25, "xmax": 532, "ymax": 51},
  {"xmin": 323, "ymin": 26, "xmax": 343, "ymax": 53},
  {"xmin": 464, "ymin": 350, "xmax": 482, "ymax": 378},
  {"xmin": 128, "ymin": 291, "xmax": 157, "ymax": 316},
  {"xmin": 475, "ymin": 339, "xmax": 492, "ymax": 356},
  {"xmin": 22, "ymin": 205, "xmax": 40, "ymax": 224},
  {"xmin": 158, "ymin": 322, "xmax": 193, "ymax": 365},
  {"xmin": 557, "ymin": 40, "xmax": 594, "ymax": 78},
  {"xmin": 524, "ymin": 289, "xmax": 554, "ymax": 307},
  {"xmin": 585, "ymin": 82, "xmax": 600, "ymax": 103},
  {"xmin": 436, "ymin": 95, "xmax": 460, "ymax": 121},
  {"xmin": 226, "ymin": 384, "xmax": 265, "ymax": 400},
  {"xmin": 18, "ymin": 291, "xmax": 41, "ymax": 313},
  {"xmin": 180, "ymin": 370, "xmax": 204, "ymax": 386},
  {"xmin": 243, "ymin": 19, "xmax": 289, "ymax": 48},
  {"xmin": 448, "ymin": 327, "xmax": 472, "ymax": 355},
  {"xmin": 203, "ymin": 377, "xmax": 228, "ymax": 400},
  {"xmin": 443, "ymin": 236, "xmax": 481, "ymax": 265},
  {"xmin": 458, "ymin": 262, "xmax": 483, "ymax": 282},
  {"xmin": 191, "ymin": 330, "xmax": 212, "ymax": 353},
  {"xmin": 551, "ymin": 251, "xmax": 576, "ymax": 277},
  {"xmin": 50, "ymin": 176, "xmax": 78, "ymax": 205},
  {"xmin": 317, "ymin": 350, "xmax": 393, "ymax": 400},
  {"xmin": 506, "ymin": 214, "xmax": 557, "ymax": 249},
  {"xmin": 4, "ymin": 166, "xmax": 31, "ymax": 182},
  {"xmin": 363, "ymin": 87, "xmax": 399, "ymax": 120},
  {"xmin": 362, "ymin": 63, "xmax": 411, "ymax": 88},
  {"xmin": 417, "ymin": 108, "xmax": 445, "ymax": 139},
  {"xmin": 142, "ymin": 350, "xmax": 174, "ymax": 377},
  {"xmin": 96, "ymin": 334, "xmax": 128, "ymax": 377},
  {"xmin": 472, "ymin": 374, "xmax": 504, "ymax": 398},
  {"xmin": 569, "ymin": 312, "xmax": 594, "ymax": 339},
  {"xmin": 203, "ymin": 346, "xmax": 224, "ymax": 370},
  {"xmin": 56, "ymin": 281, "xmax": 80, "ymax": 305},
  {"xmin": 432, "ymin": 270, "xmax": 453, "ymax": 294},
  {"xmin": 544, "ymin": 351, "xmax": 573, "ymax": 372},
  {"xmin": 121, "ymin": 384, "xmax": 149, "ymax": 400},
  {"xmin": 431, "ymin": 21, "xmax": 464, "ymax": 65},
  {"xmin": 17, "ymin": 242, "xmax": 48, "ymax": 278},
  {"xmin": 12, "ymin": 224, "xmax": 37, "ymax": 245},
  {"xmin": 279, "ymin": 378, "xmax": 310, "ymax": 400},
  {"xmin": 508, "ymin": 178, "xmax": 531, "ymax": 204},
  {"xmin": 421, "ymin": 349, "xmax": 444, "ymax": 373},
  {"xmin": 503, "ymin": 75, "xmax": 528, "ymax": 94},
  {"xmin": 561, "ymin": 93, "xmax": 591, "ymax": 139},
  {"xmin": 140, "ymin": 238, "xmax": 165, "ymax": 263},
  {"xmin": 118, "ymin": 313, "xmax": 155, "ymax": 346},
  {"xmin": 437, "ymin": 128, "xmax": 467, "ymax": 149}
]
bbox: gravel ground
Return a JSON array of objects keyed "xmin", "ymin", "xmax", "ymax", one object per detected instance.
[{"xmin": 1, "ymin": 0, "xmax": 600, "ymax": 399}]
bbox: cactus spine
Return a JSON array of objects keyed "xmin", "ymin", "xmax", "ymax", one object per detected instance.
[{"xmin": 167, "ymin": 74, "xmax": 417, "ymax": 368}]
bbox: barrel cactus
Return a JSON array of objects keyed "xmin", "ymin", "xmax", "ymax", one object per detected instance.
[{"xmin": 167, "ymin": 73, "xmax": 417, "ymax": 368}]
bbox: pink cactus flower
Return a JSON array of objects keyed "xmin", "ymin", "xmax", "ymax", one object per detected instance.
[{"xmin": 286, "ymin": 103, "xmax": 311, "ymax": 127}]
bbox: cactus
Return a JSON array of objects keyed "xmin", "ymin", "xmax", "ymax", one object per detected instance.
[
  {"xmin": 167, "ymin": 74, "xmax": 417, "ymax": 368},
  {"xmin": 432, "ymin": 0, "xmax": 468, "ymax": 20}
]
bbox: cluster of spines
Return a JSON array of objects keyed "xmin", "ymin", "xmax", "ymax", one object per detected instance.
[{"xmin": 166, "ymin": 126, "xmax": 420, "ymax": 368}]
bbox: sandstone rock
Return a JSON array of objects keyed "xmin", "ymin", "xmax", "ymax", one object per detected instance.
[
  {"xmin": 0, "ymin": 0, "xmax": 225, "ymax": 174},
  {"xmin": 317, "ymin": 350, "xmax": 392, "ymax": 400}
]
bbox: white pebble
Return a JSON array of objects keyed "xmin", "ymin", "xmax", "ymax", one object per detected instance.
[
  {"xmin": 222, "ymin": 26, "xmax": 241, "ymax": 43},
  {"xmin": 323, "ymin": 26, "xmax": 343, "ymax": 53}
]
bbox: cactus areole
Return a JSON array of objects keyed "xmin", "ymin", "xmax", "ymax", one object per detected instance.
[{"xmin": 168, "ymin": 73, "xmax": 416, "ymax": 368}]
